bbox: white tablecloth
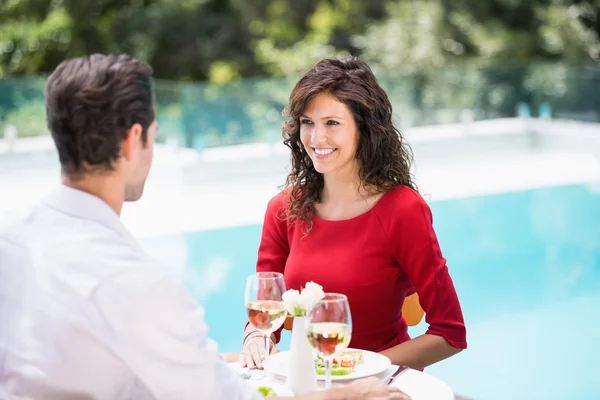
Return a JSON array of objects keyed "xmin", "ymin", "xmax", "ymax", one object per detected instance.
[{"xmin": 229, "ymin": 362, "xmax": 456, "ymax": 399}]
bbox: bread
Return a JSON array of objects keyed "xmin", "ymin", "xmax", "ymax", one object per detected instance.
[
  {"xmin": 336, "ymin": 350, "xmax": 364, "ymax": 368},
  {"xmin": 341, "ymin": 350, "xmax": 364, "ymax": 364}
]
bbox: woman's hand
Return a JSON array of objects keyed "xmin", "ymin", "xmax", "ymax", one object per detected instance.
[{"xmin": 239, "ymin": 334, "xmax": 279, "ymax": 369}]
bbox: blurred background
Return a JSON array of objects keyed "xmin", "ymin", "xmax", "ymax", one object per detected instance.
[{"xmin": 1, "ymin": 1, "xmax": 600, "ymax": 399}]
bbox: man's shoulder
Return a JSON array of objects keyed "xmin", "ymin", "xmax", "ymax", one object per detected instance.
[
  {"xmin": 0, "ymin": 200, "xmax": 116, "ymax": 249},
  {"xmin": 0, "ymin": 202, "xmax": 43, "ymax": 244},
  {"xmin": 79, "ymin": 229, "xmax": 175, "ymax": 293},
  {"xmin": 0, "ymin": 199, "xmax": 170, "ymax": 285}
]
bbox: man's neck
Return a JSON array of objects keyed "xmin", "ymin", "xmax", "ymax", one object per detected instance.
[{"xmin": 62, "ymin": 174, "xmax": 125, "ymax": 216}]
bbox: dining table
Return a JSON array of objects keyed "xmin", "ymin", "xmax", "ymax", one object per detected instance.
[{"xmin": 227, "ymin": 359, "xmax": 459, "ymax": 399}]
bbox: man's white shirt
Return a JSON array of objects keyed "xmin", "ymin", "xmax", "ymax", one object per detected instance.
[{"xmin": 0, "ymin": 185, "xmax": 260, "ymax": 400}]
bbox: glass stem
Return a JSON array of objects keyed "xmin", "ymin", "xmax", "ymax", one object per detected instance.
[
  {"xmin": 264, "ymin": 332, "xmax": 270, "ymax": 364},
  {"xmin": 325, "ymin": 357, "xmax": 332, "ymax": 389}
]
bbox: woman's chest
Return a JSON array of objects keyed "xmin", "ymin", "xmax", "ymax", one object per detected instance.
[{"xmin": 283, "ymin": 219, "xmax": 409, "ymax": 299}]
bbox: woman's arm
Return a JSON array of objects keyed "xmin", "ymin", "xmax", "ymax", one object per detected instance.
[
  {"xmin": 240, "ymin": 194, "xmax": 290, "ymax": 368},
  {"xmin": 256, "ymin": 194, "xmax": 290, "ymax": 275},
  {"xmin": 253, "ymin": 194, "xmax": 290, "ymax": 346},
  {"xmin": 380, "ymin": 188, "xmax": 467, "ymax": 369},
  {"xmin": 379, "ymin": 333, "xmax": 462, "ymax": 370}
]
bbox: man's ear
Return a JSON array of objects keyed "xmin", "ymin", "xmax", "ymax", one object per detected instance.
[{"xmin": 122, "ymin": 123, "xmax": 143, "ymax": 160}]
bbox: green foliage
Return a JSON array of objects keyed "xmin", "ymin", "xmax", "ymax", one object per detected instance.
[
  {"xmin": 2, "ymin": 0, "xmax": 600, "ymax": 144},
  {"xmin": 252, "ymin": 0, "xmax": 387, "ymax": 76},
  {"xmin": 5, "ymin": 99, "xmax": 48, "ymax": 137},
  {"xmin": 1, "ymin": 0, "xmax": 600, "ymax": 81}
]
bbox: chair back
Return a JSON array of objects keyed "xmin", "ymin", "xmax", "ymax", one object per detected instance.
[{"xmin": 282, "ymin": 292, "xmax": 424, "ymax": 330}]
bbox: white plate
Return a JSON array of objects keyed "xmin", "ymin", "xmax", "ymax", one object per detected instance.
[
  {"xmin": 390, "ymin": 369, "xmax": 455, "ymax": 400},
  {"xmin": 227, "ymin": 362, "xmax": 294, "ymax": 397},
  {"xmin": 245, "ymin": 379, "xmax": 294, "ymax": 397},
  {"xmin": 263, "ymin": 348, "xmax": 392, "ymax": 381}
]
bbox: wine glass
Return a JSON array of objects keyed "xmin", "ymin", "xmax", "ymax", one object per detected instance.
[
  {"xmin": 307, "ymin": 293, "xmax": 352, "ymax": 389},
  {"xmin": 245, "ymin": 272, "xmax": 287, "ymax": 366}
]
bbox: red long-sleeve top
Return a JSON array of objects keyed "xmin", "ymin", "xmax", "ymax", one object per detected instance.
[{"xmin": 256, "ymin": 186, "xmax": 467, "ymax": 352}]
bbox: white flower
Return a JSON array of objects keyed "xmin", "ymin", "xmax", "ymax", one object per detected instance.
[
  {"xmin": 282, "ymin": 289, "xmax": 301, "ymax": 315},
  {"xmin": 282, "ymin": 281, "xmax": 326, "ymax": 317},
  {"xmin": 299, "ymin": 281, "xmax": 325, "ymax": 312}
]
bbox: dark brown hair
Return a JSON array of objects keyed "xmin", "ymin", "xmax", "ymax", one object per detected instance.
[
  {"xmin": 45, "ymin": 54, "xmax": 155, "ymax": 179},
  {"xmin": 282, "ymin": 57, "xmax": 416, "ymax": 232}
]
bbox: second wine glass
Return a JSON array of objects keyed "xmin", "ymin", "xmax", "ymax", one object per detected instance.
[
  {"xmin": 306, "ymin": 293, "xmax": 352, "ymax": 389},
  {"xmin": 245, "ymin": 272, "xmax": 287, "ymax": 365}
]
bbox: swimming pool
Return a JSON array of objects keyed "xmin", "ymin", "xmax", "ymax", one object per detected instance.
[{"xmin": 141, "ymin": 183, "xmax": 600, "ymax": 400}]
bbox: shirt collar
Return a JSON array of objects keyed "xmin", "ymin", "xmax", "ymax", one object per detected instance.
[{"xmin": 43, "ymin": 184, "xmax": 134, "ymax": 242}]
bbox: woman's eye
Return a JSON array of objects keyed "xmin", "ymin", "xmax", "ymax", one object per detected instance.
[
  {"xmin": 326, "ymin": 120, "xmax": 339, "ymax": 125},
  {"xmin": 300, "ymin": 119, "xmax": 313, "ymax": 125}
]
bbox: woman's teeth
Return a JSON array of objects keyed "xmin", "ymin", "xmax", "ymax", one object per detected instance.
[{"xmin": 314, "ymin": 148, "xmax": 335, "ymax": 155}]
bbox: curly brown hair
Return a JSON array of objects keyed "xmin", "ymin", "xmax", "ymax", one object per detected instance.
[{"xmin": 282, "ymin": 57, "xmax": 417, "ymax": 232}]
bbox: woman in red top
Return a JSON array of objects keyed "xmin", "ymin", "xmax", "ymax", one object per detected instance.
[{"xmin": 240, "ymin": 57, "xmax": 466, "ymax": 370}]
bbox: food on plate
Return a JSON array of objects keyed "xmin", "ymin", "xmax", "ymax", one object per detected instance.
[
  {"xmin": 337, "ymin": 349, "xmax": 364, "ymax": 368},
  {"xmin": 257, "ymin": 386, "xmax": 277, "ymax": 397},
  {"xmin": 315, "ymin": 350, "xmax": 364, "ymax": 375}
]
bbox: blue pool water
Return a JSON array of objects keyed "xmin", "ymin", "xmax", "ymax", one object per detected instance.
[{"xmin": 142, "ymin": 183, "xmax": 600, "ymax": 400}]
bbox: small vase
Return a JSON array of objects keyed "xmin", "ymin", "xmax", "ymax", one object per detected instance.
[{"xmin": 286, "ymin": 316, "xmax": 317, "ymax": 395}]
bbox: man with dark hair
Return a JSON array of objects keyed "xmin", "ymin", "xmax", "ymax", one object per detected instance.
[
  {"xmin": 0, "ymin": 54, "xmax": 407, "ymax": 400},
  {"xmin": 45, "ymin": 53, "xmax": 156, "ymax": 201}
]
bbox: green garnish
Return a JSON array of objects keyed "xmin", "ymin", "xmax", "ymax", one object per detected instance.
[
  {"xmin": 316, "ymin": 366, "xmax": 353, "ymax": 376},
  {"xmin": 258, "ymin": 387, "xmax": 277, "ymax": 397},
  {"xmin": 314, "ymin": 354, "xmax": 354, "ymax": 376}
]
